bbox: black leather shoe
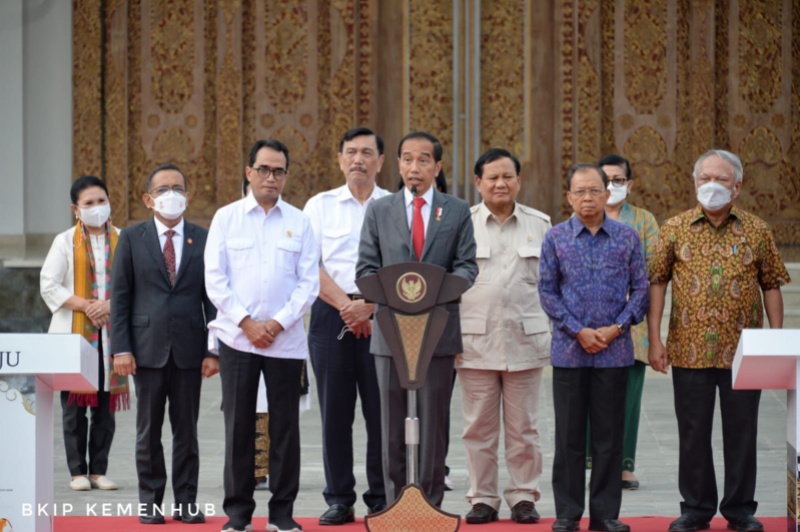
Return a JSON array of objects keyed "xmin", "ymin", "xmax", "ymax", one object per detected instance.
[
  {"xmin": 588, "ymin": 519, "xmax": 630, "ymax": 532},
  {"xmin": 669, "ymin": 514, "xmax": 711, "ymax": 532},
  {"xmin": 552, "ymin": 518, "xmax": 580, "ymax": 532},
  {"xmin": 621, "ymin": 480, "xmax": 639, "ymax": 490},
  {"xmin": 139, "ymin": 514, "xmax": 166, "ymax": 525},
  {"xmin": 319, "ymin": 504, "xmax": 355, "ymax": 525},
  {"xmin": 172, "ymin": 504, "xmax": 206, "ymax": 524},
  {"xmin": 726, "ymin": 516, "xmax": 763, "ymax": 532},
  {"xmin": 465, "ymin": 503, "xmax": 499, "ymax": 524},
  {"xmin": 368, "ymin": 503, "xmax": 387, "ymax": 515},
  {"xmin": 511, "ymin": 500, "xmax": 540, "ymax": 523}
]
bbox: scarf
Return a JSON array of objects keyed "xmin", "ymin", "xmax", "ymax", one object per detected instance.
[{"xmin": 70, "ymin": 221, "xmax": 129, "ymax": 412}]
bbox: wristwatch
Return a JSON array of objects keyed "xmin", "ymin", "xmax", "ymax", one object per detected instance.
[{"xmin": 614, "ymin": 322, "xmax": 625, "ymax": 334}]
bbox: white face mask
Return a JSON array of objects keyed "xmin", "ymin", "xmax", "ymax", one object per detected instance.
[
  {"xmin": 696, "ymin": 182, "xmax": 732, "ymax": 211},
  {"xmin": 607, "ymin": 183, "xmax": 628, "ymax": 206},
  {"xmin": 79, "ymin": 204, "xmax": 111, "ymax": 228},
  {"xmin": 151, "ymin": 191, "xmax": 186, "ymax": 220}
]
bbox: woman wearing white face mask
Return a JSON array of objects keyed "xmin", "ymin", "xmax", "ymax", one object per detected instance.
[{"xmin": 40, "ymin": 176, "xmax": 129, "ymax": 492}]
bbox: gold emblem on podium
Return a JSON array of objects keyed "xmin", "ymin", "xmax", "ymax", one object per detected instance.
[{"xmin": 397, "ymin": 272, "xmax": 427, "ymax": 304}]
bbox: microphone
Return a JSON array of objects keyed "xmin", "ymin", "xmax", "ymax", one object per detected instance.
[{"xmin": 410, "ymin": 185, "xmax": 418, "ymax": 258}]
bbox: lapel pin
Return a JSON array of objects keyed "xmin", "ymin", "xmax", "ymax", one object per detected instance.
[
  {"xmin": 435, "ymin": 207, "xmax": 443, "ymax": 221},
  {"xmin": 527, "ymin": 235, "xmax": 532, "ymax": 242},
  {"xmin": 286, "ymin": 230, "xmax": 293, "ymax": 238},
  {"xmin": 187, "ymin": 238, "xmax": 193, "ymax": 245}
]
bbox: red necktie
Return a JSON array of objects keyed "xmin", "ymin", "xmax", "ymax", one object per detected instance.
[
  {"xmin": 412, "ymin": 197, "xmax": 425, "ymax": 260},
  {"xmin": 163, "ymin": 229, "xmax": 176, "ymax": 286}
]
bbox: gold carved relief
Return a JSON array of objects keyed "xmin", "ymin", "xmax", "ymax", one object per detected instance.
[
  {"xmin": 738, "ymin": 1, "xmax": 782, "ymax": 114},
  {"xmin": 624, "ymin": 127, "xmax": 690, "ymax": 217},
  {"xmin": 72, "ymin": 0, "xmax": 103, "ymax": 180},
  {"xmin": 264, "ymin": 0, "xmax": 308, "ymax": 113},
  {"xmin": 624, "ymin": 0, "xmax": 667, "ymax": 115},
  {"xmin": 479, "ymin": 0, "xmax": 525, "ymax": 156},
  {"xmin": 409, "ymin": 0, "xmax": 453, "ymax": 175},
  {"xmin": 140, "ymin": 0, "xmax": 206, "ymax": 163}
]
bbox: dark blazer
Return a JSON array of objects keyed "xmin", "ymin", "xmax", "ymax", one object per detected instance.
[
  {"xmin": 356, "ymin": 189, "xmax": 478, "ymax": 356},
  {"xmin": 111, "ymin": 218, "xmax": 216, "ymax": 369}
]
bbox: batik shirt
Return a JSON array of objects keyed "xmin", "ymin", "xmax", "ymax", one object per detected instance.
[
  {"xmin": 648, "ymin": 205, "xmax": 790, "ymax": 369},
  {"xmin": 539, "ymin": 215, "xmax": 649, "ymax": 368},
  {"xmin": 617, "ymin": 202, "xmax": 659, "ymax": 363}
]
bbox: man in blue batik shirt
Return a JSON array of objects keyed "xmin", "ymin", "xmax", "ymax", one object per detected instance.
[{"xmin": 539, "ymin": 163, "xmax": 649, "ymax": 532}]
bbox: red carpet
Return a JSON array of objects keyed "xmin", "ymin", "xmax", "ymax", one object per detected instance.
[{"xmin": 53, "ymin": 516, "xmax": 788, "ymax": 531}]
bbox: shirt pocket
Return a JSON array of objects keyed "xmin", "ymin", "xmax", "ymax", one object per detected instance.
[
  {"xmin": 460, "ymin": 280, "xmax": 492, "ymax": 335},
  {"xmin": 276, "ymin": 237, "xmax": 302, "ymax": 273},
  {"xmin": 321, "ymin": 227, "xmax": 350, "ymax": 263},
  {"xmin": 226, "ymin": 238, "xmax": 255, "ymax": 270},
  {"xmin": 522, "ymin": 316, "xmax": 552, "ymax": 357},
  {"xmin": 475, "ymin": 245, "xmax": 491, "ymax": 272},
  {"xmin": 517, "ymin": 244, "xmax": 541, "ymax": 282}
]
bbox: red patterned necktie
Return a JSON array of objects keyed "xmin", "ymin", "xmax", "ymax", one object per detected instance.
[
  {"xmin": 163, "ymin": 229, "xmax": 176, "ymax": 286},
  {"xmin": 412, "ymin": 197, "xmax": 426, "ymax": 260}
]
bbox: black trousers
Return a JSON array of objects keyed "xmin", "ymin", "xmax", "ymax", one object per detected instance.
[
  {"xmin": 61, "ymin": 334, "xmax": 114, "ymax": 477},
  {"xmin": 219, "ymin": 342, "xmax": 303, "ymax": 528},
  {"xmin": 133, "ymin": 355, "xmax": 202, "ymax": 511},
  {"xmin": 672, "ymin": 367, "xmax": 760, "ymax": 521},
  {"xmin": 308, "ymin": 299, "xmax": 385, "ymax": 508},
  {"xmin": 552, "ymin": 366, "xmax": 628, "ymax": 521},
  {"xmin": 61, "ymin": 391, "xmax": 115, "ymax": 476}
]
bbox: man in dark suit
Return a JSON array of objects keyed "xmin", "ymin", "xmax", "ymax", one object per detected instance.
[
  {"xmin": 356, "ymin": 131, "xmax": 478, "ymax": 507},
  {"xmin": 111, "ymin": 163, "xmax": 218, "ymax": 525}
]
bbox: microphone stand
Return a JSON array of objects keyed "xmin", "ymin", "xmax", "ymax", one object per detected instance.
[{"xmin": 406, "ymin": 184, "xmax": 420, "ymax": 486}]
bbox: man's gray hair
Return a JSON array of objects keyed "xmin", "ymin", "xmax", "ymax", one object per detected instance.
[{"xmin": 692, "ymin": 149, "xmax": 743, "ymax": 185}]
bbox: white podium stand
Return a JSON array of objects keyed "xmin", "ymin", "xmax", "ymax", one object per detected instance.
[
  {"xmin": 0, "ymin": 334, "xmax": 98, "ymax": 532},
  {"xmin": 733, "ymin": 329, "xmax": 800, "ymax": 532}
]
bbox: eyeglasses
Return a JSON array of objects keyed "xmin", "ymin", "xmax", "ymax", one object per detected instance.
[
  {"xmin": 570, "ymin": 188, "xmax": 606, "ymax": 198},
  {"xmin": 609, "ymin": 178, "xmax": 629, "ymax": 188},
  {"xmin": 252, "ymin": 165, "xmax": 287, "ymax": 181},
  {"xmin": 149, "ymin": 185, "xmax": 186, "ymax": 197}
]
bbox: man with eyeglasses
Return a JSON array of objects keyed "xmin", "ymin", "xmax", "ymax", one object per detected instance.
[
  {"xmin": 539, "ymin": 163, "xmax": 648, "ymax": 532},
  {"xmin": 302, "ymin": 127, "xmax": 389, "ymax": 525},
  {"xmin": 111, "ymin": 163, "xmax": 219, "ymax": 524},
  {"xmin": 205, "ymin": 139, "xmax": 320, "ymax": 532},
  {"xmin": 582, "ymin": 155, "xmax": 659, "ymax": 492},
  {"xmin": 648, "ymin": 150, "xmax": 790, "ymax": 532}
]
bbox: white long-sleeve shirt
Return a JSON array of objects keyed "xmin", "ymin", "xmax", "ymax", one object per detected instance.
[
  {"xmin": 303, "ymin": 183, "xmax": 389, "ymax": 294},
  {"xmin": 204, "ymin": 194, "xmax": 320, "ymax": 359}
]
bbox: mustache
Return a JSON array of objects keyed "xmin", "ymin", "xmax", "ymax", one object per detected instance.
[{"xmin": 349, "ymin": 165, "xmax": 367, "ymax": 173}]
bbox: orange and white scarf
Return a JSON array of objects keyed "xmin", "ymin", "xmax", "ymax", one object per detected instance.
[{"xmin": 70, "ymin": 221, "xmax": 129, "ymax": 411}]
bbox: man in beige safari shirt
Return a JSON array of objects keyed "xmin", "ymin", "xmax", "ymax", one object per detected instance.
[{"xmin": 458, "ymin": 148, "xmax": 552, "ymax": 525}]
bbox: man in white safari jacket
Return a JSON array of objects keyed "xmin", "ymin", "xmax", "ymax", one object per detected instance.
[{"xmin": 457, "ymin": 148, "xmax": 552, "ymax": 525}]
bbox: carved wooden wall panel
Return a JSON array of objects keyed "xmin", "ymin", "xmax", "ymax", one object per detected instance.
[
  {"xmin": 558, "ymin": 0, "xmax": 799, "ymax": 245},
  {"xmin": 72, "ymin": 1, "xmax": 798, "ymax": 244},
  {"xmin": 72, "ymin": 0, "xmax": 376, "ymax": 226}
]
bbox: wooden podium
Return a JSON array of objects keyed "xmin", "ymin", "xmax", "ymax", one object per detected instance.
[
  {"xmin": 732, "ymin": 329, "xmax": 800, "ymax": 532},
  {"xmin": 0, "ymin": 333, "xmax": 98, "ymax": 532}
]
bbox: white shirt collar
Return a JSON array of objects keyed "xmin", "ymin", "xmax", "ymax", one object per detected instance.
[
  {"xmin": 154, "ymin": 216, "xmax": 184, "ymax": 237},
  {"xmin": 244, "ymin": 192, "xmax": 284, "ymax": 215},
  {"xmin": 337, "ymin": 182, "xmax": 383, "ymax": 203},
  {"xmin": 403, "ymin": 185, "xmax": 435, "ymax": 206}
]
